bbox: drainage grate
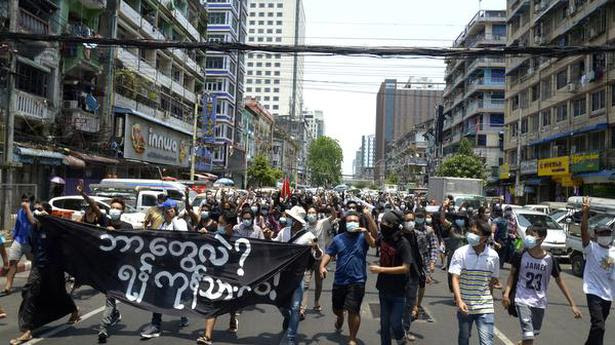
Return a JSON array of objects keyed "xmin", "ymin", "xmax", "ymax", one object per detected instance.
[{"xmin": 368, "ymin": 304, "xmax": 434, "ymax": 323}]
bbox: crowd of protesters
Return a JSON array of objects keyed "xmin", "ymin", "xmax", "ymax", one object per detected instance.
[{"xmin": 1, "ymin": 182, "xmax": 613, "ymax": 345}]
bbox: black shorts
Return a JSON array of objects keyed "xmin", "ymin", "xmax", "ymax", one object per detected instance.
[{"xmin": 332, "ymin": 283, "xmax": 365, "ymax": 313}]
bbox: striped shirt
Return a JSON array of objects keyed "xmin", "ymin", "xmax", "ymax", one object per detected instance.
[{"xmin": 449, "ymin": 244, "xmax": 500, "ymax": 314}]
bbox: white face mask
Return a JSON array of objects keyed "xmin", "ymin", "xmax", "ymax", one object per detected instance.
[
  {"xmin": 404, "ymin": 221, "xmax": 415, "ymax": 231},
  {"xmin": 426, "ymin": 217, "xmax": 432, "ymax": 225},
  {"xmin": 242, "ymin": 219, "xmax": 252, "ymax": 227},
  {"xmin": 109, "ymin": 209, "xmax": 122, "ymax": 221},
  {"xmin": 597, "ymin": 235, "xmax": 613, "ymax": 247}
]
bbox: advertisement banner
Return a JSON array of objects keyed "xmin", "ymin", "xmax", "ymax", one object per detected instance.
[
  {"xmin": 499, "ymin": 163, "xmax": 510, "ymax": 180},
  {"xmin": 520, "ymin": 160, "xmax": 538, "ymax": 175},
  {"xmin": 538, "ymin": 156, "xmax": 569, "ymax": 176},
  {"xmin": 202, "ymin": 95, "xmax": 217, "ymax": 144},
  {"xmin": 124, "ymin": 114, "xmax": 191, "ymax": 167},
  {"xmin": 571, "ymin": 153, "xmax": 600, "ymax": 173}
]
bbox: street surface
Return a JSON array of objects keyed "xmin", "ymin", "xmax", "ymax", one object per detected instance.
[{"xmin": 1, "ymin": 251, "xmax": 613, "ymax": 345}]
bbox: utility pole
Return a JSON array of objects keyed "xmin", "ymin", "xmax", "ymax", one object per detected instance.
[
  {"xmin": 2, "ymin": 0, "xmax": 18, "ymax": 230},
  {"xmin": 98, "ymin": 0, "xmax": 119, "ymax": 145},
  {"xmin": 190, "ymin": 94, "xmax": 201, "ymax": 181}
]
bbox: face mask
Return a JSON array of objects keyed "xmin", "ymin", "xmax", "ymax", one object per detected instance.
[
  {"xmin": 286, "ymin": 218, "xmax": 294, "ymax": 227},
  {"xmin": 216, "ymin": 225, "xmax": 226, "ymax": 235},
  {"xmin": 505, "ymin": 211, "xmax": 512, "ymax": 218},
  {"xmin": 262, "ymin": 210, "xmax": 269, "ymax": 216},
  {"xmin": 307, "ymin": 214, "xmax": 317, "ymax": 223},
  {"xmin": 466, "ymin": 232, "xmax": 481, "ymax": 246},
  {"xmin": 455, "ymin": 219, "xmax": 466, "ymax": 228},
  {"xmin": 523, "ymin": 235, "xmax": 539, "ymax": 249},
  {"xmin": 400, "ymin": 205, "xmax": 406, "ymax": 210},
  {"xmin": 242, "ymin": 219, "xmax": 252, "ymax": 227},
  {"xmin": 380, "ymin": 223, "xmax": 397, "ymax": 237},
  {"xmin": 346, "ymin": 221, "xmax": 360, "ymax": 232},
  {"xmin": 33, "ymin": 210, "xmax": 44, "ymax": 216},
  {"xmin": 415, "ymin": 217, "xmax": 425, "ymax": 226},
  {"xmin": 200, "ymin": 211, "xmax": 209, "ymax": 220},
  {"xmin": 460, "ymin": 208, "xmax": 466, "ymax": 213},
  {"xmin": 279, "ymin": 217, "xmax": 287, "ymax": 224},
  {"xmin": 109, "ymin": 209, "xmax": 122, "ymax": 221},
  {"xmin": 251, "ymin": 206, "xmax": 258, "ymax": 213},
  {"xmin": 597, "ymin": 235, "xmax": 613, "ymax": 247},
  {"xmin": 404, "ymin": 221, "xmax": 415, "ymax": 231},
  {"xmin": 426, "ymin": 217, "xmax": 432, "ymax": 225}
]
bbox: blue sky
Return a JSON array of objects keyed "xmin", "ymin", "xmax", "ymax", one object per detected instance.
[{"xmin": 300, "ymin": 0, "xmax": 506, "ymax": 174}]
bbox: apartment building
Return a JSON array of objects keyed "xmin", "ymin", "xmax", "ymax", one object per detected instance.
[
  {"xmin": 441, "ymin": 10, "xmax": 507, "ymax": 183},
  {"xmin": 243, "ymin": 97, "xmax": 274, "ymax": 158},
  {"xmin": 303, "ymin": 109, "xmax": 325, "ymax": 139},
  {"xmin": 505, "ymin": 0, "xmax": 615, "ymax": 201},
  {"xmin": 374, "ymin": 79, "xmax": 442, "ymax": 182},
  {"xmin": 385, "ymin": 126, "xmax": 430, "ymax": 189},
  {"xmin": 244, "ymin": 0, "xmax": 305, "ymax": 118}
]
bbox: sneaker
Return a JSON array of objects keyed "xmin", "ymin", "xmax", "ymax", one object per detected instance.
[
  {"xmin": 109, "ymin": 311, "xmax": 122, "ymax": 327},
  {"xmin": 405, "ymin": 332, "xmax": 416, "ymax": 342},
  {"xmin": 98, "ymin": 329, "xmax": 108, "ymax": 343},
  {"xmin": 196, "ymin": 335, "xmax": 213, "ymax": 345},
  {"xmin": 180, "ymin": 317, "xmax": 190, "ymax": 328},
  {"xmin": 140, "ymin": 324, "xmax": 161, "ymax": 339}
]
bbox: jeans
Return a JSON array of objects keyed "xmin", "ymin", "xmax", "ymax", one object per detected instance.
[
  {"xmin": 151, "ymin": 312, "xmax": 188, "ymax": 328},
  {"xmin": 585, "ymin": 294, "xmax": 612, "ymax": 345},
  {"xmin": 457, "ymin": 312, "xmax": 494, "ymax": 345},
  {"xmin": 402, "ymin": 278, "xmax": 419, "ymax": 333},
  {"xmin": 379, "ymin": 292, "xmax": 406, "ymax": 345},
  {"xmin": 99, "ymin": 296, "xmax": 118, "ymax": 331},
  {"xmin": 279, "ymin": 282, "xmax": 304, "ymax": 342}
]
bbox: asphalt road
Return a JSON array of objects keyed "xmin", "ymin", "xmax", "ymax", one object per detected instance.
[{"xmin": 1, "ymin": 250, "xmax": 614, "ymax": 345}]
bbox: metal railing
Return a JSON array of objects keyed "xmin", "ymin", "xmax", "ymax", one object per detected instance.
[
  {"xmin": 13, "ymin": 89, "xmax": 49, "ymax": 120},
  {"xmin": 19, "ymin": 8, "xmax": 49, "ymax": 34}
]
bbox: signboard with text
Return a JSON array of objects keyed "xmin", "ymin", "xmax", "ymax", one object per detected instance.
[
  {"xmin": 202, "ymin": 95, "xmax": 217, "ymax": 144},
  {"xmin": 499, "ymin": 163, "xmax": 510, "ymax": 180},
  {"xmin": 520, "ymin": 160, "xmax": 538, "ymax": 175},
  {"xmin": 123, "ymin": 114, "xmax": 191, "ymax": 167},
  {"xmin": 571, "ymin": 153, "xmax": 600, "ymax": 173},
  {"xmin": 538, "ymin": 156, "xmax": 569, "ymax": 176}
]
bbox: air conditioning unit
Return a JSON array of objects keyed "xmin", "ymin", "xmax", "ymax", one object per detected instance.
[
  {"xmin": 64, "ymin": 100, "xmax": 78, "ymax": 109},
  {"xmin": 535, "ymin": 3, "xmax": 542, "ymax": 13},
  {"xmin": 568, "ymin": 5, "xmax": 576, "ymax": 16},
  {"xmin": 568, "ymin": 83, "xmax": 578, "ymax": 92}
]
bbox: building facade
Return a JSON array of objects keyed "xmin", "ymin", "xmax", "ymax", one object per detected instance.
[
  {"xmin": 442, "ymin": 10, "xmax": 507, "ymax": 185},
  {"xmin": 375, "ymin": 79, "xmax": 442, "ymax": 182},
  {"xmin": 505, "ymin": 0, "xmax": 615, "ymax": 201},
  {"xmin": 205, "ymin": 0, "xmax": 247, "ymax": 178},
  {"xmin": 244, "ymin": 0, "xmax": 305, "ymax": 118},
  {"xmin": 304, "ymin": 109, "xmax": 324, "ymax": 139},
  {"xmin": 244, "ymin": 97, "xmax": 274, "ymax": 158},
  {"xmin": 384, "ymin": 124, "xmax": 431, "ymax": 190}
]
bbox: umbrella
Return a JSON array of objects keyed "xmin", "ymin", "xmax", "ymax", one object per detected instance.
[
  {"xmin": 50, "ymin": 176, "xmax": 66, "ymax": 185},
  {"xmin": 214, "ymin": 178, "xmax": 234, "ymax": 186}
]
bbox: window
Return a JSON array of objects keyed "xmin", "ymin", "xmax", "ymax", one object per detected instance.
[
  {"xmin": 249, "ymin": 12, "xmax": 255, "ymax": 17},
  {"xmin": 530, "ymin": 113, "xmax": 539, "ymax": 132},
  {"xmin": 255, "ymin": 87, "xmax": 261, "ymax": 92},
  {"xmin": 257, "ymin": 37, "xmax": 263, "ymax": 42},
  {"xmin": 209, "ymin": 13, "xmax": 226, "ymax": 25},
  {"xmin": 490, "ymin": 113, "xmax": 504, "ymax": 126},
  {"xmin": 531, "ymin": 83, "xmax": 540, "ymax": 102},
  {"xmin": 273, "ymin": 105, "xmax": 279, "ymax": 110},
  {"xmin": 521, "ymin": 117, "xmax": 528, "ymax": 133},
  {"xmin": 590, "ymin": 131, "xmax": 605, "ymax": 151},
  {"xmin": 259, "ymin": 3, "xmax": 265, "ymax": 7},
  {"xmin": 264, "ymin": 87, "xmax": 271, "ymax": 92},
  {"xmin": 276, "ymin": 29, "xmax": 282, "ymax": 33},
  {"xmin": 258, "ymin": 12, "xmax": 264, "ymax": 17},
  {"xmin": 205, "ymin": 56, "xmax": 224, "ymax": 69},
  {"xmin": 208, "ymin": 34, "xmax": 226, "ymax": 43},
  {"xmin": 258, "ymin": 28, "xmax": 264, "ymax": 33},
  {"xmin": 267, "ymin": 20, "xmax": 273, "ymax": 25},
  {"xmin": 266, "ymin": 37, "xmax": 272, "ymax": 42},
  {"xmin": 273, "ymin": 96, "xmax": 279, "ymax": 101},
  {"xmin": 477, "ymin": 135, "xmax": 487, "ymax": 146},
  {"xmin": 249, "ymin": 29, "xmax": 255, "ymax": 33},
  {"xmin": 277, "ymin": 12, "xmax": 283, "ymax": 17},
  {"xmin": 250, "ymin": 3, "xmax": 255, "ymax": 7},
  {"xmin": 265, "ymin": 71, "xmax": 271, "ymax": 75},
  {"xmin": 557, "ymin": 69, "xmax": 568, "ymax": 89},
  {"xmin": 247, "ymin": 62, "xmax": 253, "ymax": 67},
  {"xmin": 249, "ymin": 20, "xmax": 255, "ymax": 25},
  {"xmin": 16, "ymin": 62, "xmax": 48, "ymax": 97},
  {"xmin": 267, "ymin": 29, "xmax": 273, "ymax": 33},
  {"xmin": 542, "ymin": 109, "xmax": 551, "ymax": 126},
  {"xmin": 573, "ymin": 96, "xmax": 586, "ymax": 117},
  {"xmin": 256, "ymin": 71, "xmax": 262, "ymax": 75},
  {"xmin": 274, "ymin": 63, "xmax": 281, "ymax": 67},
  {"xmin": 273, "ymin": 88, "xmax": 279, "ymax": 92},
  {"xmin": 591, "ymin": 89, "xmax": 605, "ymax": 112},
  {"xmin": 268, "ymin": 3, "xmax": 274, "ymax": 7},
  {"xmin": 275, "ymin": 37, "xmax": 281, "ymax": 42},
  {"xmin": 247, "ymin": 87, "xmax": 252, "ymax": 92},
  {"xmin": 277, "ymin": 3, "xmax": 283, "ymax": 8},
  {"xmin": 265, "ymin": 62, "xmax": 271, "ymax": 67},
  {"xmin": 542, "ymin": 78, "xmax": 552, "ymax": 100},
  {"xmin": 276, "ymin": 20, "xmax": 282, "ymax": 25},
  {"xmin": 555, "ymin": 103, "xmax": 568, "ymax": 121},
  {"xmin": 258, "ymin": 20, "xmax": 264, "ymax": 24},
  {"xmin": 268, "ymin": 12, "xmax": 273, "ymax": 17},
  {"xmin": 274, "ymin": 79, "xmax": 280, "ymax": 84},
  {"xmin": 274, "ymin": 71, "xmax": 280, "ymax": 76}
]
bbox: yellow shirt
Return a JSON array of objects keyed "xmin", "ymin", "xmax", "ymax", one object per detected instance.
[{"xmin": 145, "ymin": 206, "xmax": 164, "ymax": 229}]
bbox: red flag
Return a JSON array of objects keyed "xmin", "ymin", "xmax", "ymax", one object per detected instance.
[{"xmin": 281, "ymin": 177, "xmax": 291, "ymax": 199}]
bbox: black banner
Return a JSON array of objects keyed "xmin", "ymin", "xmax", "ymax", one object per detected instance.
[{"xmin": 41, "ymin": 217, "xmax": 311, "ymax": 318}]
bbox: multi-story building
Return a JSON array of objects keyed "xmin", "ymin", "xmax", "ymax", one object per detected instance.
[
  {"xmin": 244, "ymin": 0, "xmax": 305, "ymax": 117},
  {"xmin": 244, "ymin": 97, "xmax": 274, "ymax": 158},
  {"xmin": 272, "ymin": 125, "xmax": 298, "ymax": 180},
  {"xmin": 375, "ymin": 79, "xmax": 442, "ymax": 182},
  {"xmin": 384, "ymin": 120, "xmax": 433, "ymax": 189},
  {"xmin": 353, "ymin": 149, "xmax": 363, "ymax": 179},
  {"xmin": 441, "ymin": 10, "xmax": 507, "ymax": 184},
  {"xmin": 505, "ymin": 0, "xmax": 615, "ymax": 201},
  {"xmin": 275, "ymin": 114, "xmax": 309, "ymax": 182},
  {"xmin": 304, "ymin": 109, "xmax": 325, "ymax": 139},
  {"xmin": 360, "ymin": 134, "xmax": 375, "ymax": 180},
  {"xmin": 204, "ymin": 0, "xmax": 247, "ymax": 177}
]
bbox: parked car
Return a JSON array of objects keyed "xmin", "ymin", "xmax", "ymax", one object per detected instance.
[
  {"xmin": 513, "ymin": 209, "xmax": 568, "ymax": 258},
  {"xmin": 523, "ymin": 204, "xmax": 550, "ymax": 214},
  {"xmin": 49, "ymin": 195, "xmax": 145, "ymax": 229}
]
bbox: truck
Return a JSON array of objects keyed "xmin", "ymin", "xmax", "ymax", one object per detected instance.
[{"xmin": 428, "ymin": 177, "xmax": 484, "ymax": 208}]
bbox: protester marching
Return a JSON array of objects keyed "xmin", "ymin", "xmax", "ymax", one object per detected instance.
[{"xmin": 0, "ymin": 185, "xmax": 613, "ymax": 345}]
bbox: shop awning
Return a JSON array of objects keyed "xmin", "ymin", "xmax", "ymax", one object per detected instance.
[
  {"xmin": 71, "ymin": 152, "xmax": 120, "ymax": 164},
  {"xmin": 63, "ymin": 155, "xmax": 86, "ymax": 169},
  {"xmin": 575, "ymin": 170, "xmax": 615, "ymax": 184},
  {"xmin": 113, "ymin": 106, "xmax": 192, "ymax": 136},
  {"xmin": 14, "ymin": 146, "xmax": 66, "ymax": 166},
  {"xmin": 530, "ymin": 123, "xmax": 608, "ymax": 146}
]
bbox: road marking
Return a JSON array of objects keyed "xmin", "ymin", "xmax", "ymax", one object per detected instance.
[
  {"xmin": 24, "ymin": 305, "xmax": 106, "ymax": 344},
  {"xmin": 494, "ymin": 326, "xmax": 515, "ymax": 345}
]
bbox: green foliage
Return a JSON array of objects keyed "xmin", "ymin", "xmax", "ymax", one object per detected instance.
[
  {"xmin": 352, "ymin": 180, "xmax": 369, "ymax": 189},
  {"xmin": 247, "ymin": 154, "xmax": 281, "ymax": 187},
  {"xmin": 436, "ymin": 139, "xmax": 486, "ymax": 179},
  {"xmin": 307, "ymin": 136, "xmax": 343, "ymax": 187},
  {"xmin": 385, "ymin": 172, "xmax": 399, "ymax": 185}
]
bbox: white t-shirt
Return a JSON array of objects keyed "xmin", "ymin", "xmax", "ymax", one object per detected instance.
[
  {"xmin": 306, "ymin": 218, "xmax": 332, "ymax": 246},
  {"xmin": 514, "ymin": 251, "xmax": 560, "ymax": 309},
  {"xmin": 158, "ymin": 217, "xmax": 188, "ymax": 231},
  {"xmin": 583, "ymin": 241, "xmax": 615, "ymax": 301},
  {"xmin": 274, "ymin": 226, "xmax": 321, "ymax": 259}
]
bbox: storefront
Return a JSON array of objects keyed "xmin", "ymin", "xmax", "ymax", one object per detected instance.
[
  {"xmin": 537, "ymin": 156, "xmax": 582, "ymax": 201},
  {"xmin": 115, "ymin": 109, "xmax": 192, "ymax": 177},
  {"xmin": 13, "ymin": 146, "xmax": 67, "ymax": 200},
  {"xmin": 572, "ymin": 153, "xmax": 615, "ymax": 198}
]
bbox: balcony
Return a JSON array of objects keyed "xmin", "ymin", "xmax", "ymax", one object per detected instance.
[
  {"xmin": 466, "ymin": 99, "xmax": 505, "ymax": 115},
  {"xmin": 13, "ymin": 90, "xmax": 49, "ymax": 121},
  {"xmin": 466, "ymin": 57, "xmax": 505, "ymax": 76},
  {"xmin": 78, "ymin": 0, "xmax": 106, "ymax": 9},
  {"xmin": 159, "ymin": 0, "xmax": 201, "ymax": 41},
  {"xmin": 63, "ymin": 44, "xmax": 102, "ymax": 74},
  {"xmin": 63, "ymin": 100, "xmax": 101, "ymax": 133},
  {"xmin": 18, "ymin": 8, "xmax": 49, "ymax": 34},
  {"xmin": 466, "ymin": 77, "xmax": 505, "ymax": 95},
  {"xmin": 466, "ymin": 33, "xmax": 506, "ymax": 48},
  {"xmin": 507, "ymin": 0, "xmax": 530, "ymax": 21}
]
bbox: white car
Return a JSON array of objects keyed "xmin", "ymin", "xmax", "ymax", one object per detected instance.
[
  {"xmin": 513, "ymin": 209, "xmax": 568, "ymax": 258},
  {"xmin": 49, "ymin": 195, "xmax": 145, "ymax": 229}
]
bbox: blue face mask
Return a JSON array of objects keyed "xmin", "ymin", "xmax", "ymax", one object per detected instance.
[
  {"xmin": 216, "ymin": 225, "xmax": 226, "ymax": 235},
  {"xmin": 455, "ymin": 219, "xmax": 466, "ymax": 228},
  {"xmin": 346, "ymin": 221, "xmax": 360, "ymax": 232},
  {"xmin": 523, "ymin": 235, "xmax": 538, "ymax": 249},
  {"xmin": 466, "ymin": 232, "xmax": 481, "ymax": 246}
]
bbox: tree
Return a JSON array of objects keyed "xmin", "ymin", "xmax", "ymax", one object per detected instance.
[
  {"xmin": 307, "ymin": 136, "xmax": 343, "ymax": 187},
  {"xmin": 436, "ymin": 138, "xmax": 486, "ymax": 179},
  {"xmin": 247, "ymin": 154, "xmax": 282, "ymax": 187},
  {"xmin": 385, "ymin": 172, "xmax": 399, "ymax": 185}
]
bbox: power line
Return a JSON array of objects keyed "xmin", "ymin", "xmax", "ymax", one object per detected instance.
[{"xmin": 2, "ymin": 33, "xmax": 613, "ymax": 58}]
